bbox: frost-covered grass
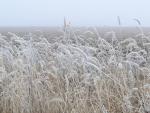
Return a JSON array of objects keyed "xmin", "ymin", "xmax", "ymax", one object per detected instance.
[{"xmin": 0, "ymin": 27, "xmax": 150, "ymax": 113}]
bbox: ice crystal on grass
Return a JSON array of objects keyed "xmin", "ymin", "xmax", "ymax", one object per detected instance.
[{"xmin": 0, "ymin": 27, "xmax": 150, "ymax": 113}]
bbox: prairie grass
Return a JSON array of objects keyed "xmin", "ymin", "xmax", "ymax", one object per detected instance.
[{"xmin": 0, "ymin": 27, "xmax": 150, "ymax": 113}]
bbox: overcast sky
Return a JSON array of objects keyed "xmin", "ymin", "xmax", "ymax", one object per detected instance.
[{"xmin": 0, "ymin": 0, "xmax": 149, "ymax": 26}]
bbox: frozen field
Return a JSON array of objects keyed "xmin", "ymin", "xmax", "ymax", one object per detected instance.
[{"xmin": 0, "ymin": 27, "xmax": 150, "ymax": 113}]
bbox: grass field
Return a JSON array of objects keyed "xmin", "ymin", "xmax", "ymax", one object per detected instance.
[{"xmin": 0, "ymin": 27, "xmax": 150, "ymax": 113}]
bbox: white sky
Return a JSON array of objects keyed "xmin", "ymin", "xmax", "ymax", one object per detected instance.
[{"xmin": 0, "ymin": 0, "xmax": 149, "ymax": 26}]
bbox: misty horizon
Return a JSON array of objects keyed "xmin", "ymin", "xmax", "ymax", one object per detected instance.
[{"xmin": 0, "ymin": 0, "xmax": 150, "ymax": 26}]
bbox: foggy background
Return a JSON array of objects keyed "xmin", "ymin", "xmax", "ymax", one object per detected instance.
[{"xmin": 0, "ymin": 0, "xmax": 149, "ymax": 26}]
